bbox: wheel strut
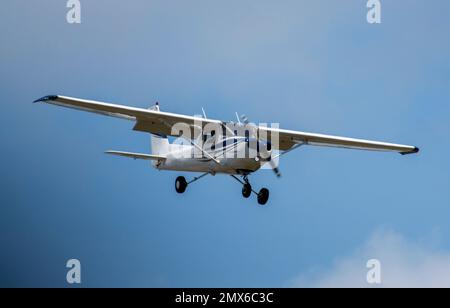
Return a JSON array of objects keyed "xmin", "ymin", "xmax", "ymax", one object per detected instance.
[
  {"xmin": 175, "ymin": 173, "xmax": 210, "ymax": 194},
  {"xmin": 188, "ymin": 172, "xmax": 210, "ymax": 185},
  {"xmin": 231, "ymin": 175, "xmax": 257, "ymax": 195}
]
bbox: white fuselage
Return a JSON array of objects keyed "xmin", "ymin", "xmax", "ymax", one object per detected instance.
[{"xmin": 153, "ymin": 137, "xmax": 263, "ymax": 175}]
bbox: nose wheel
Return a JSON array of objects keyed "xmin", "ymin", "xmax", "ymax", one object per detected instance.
[
  {"xmin": 242, "ymin": 184, "xmax": 252, "ymax": 198},
  {"xmin": 232, "ymin": 175, "xmax": 270, "ymax": 206}
]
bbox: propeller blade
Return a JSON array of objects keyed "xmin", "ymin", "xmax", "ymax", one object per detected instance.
[
  {"xmin": 240, "ymin": 114, "xmax": 249, "ymax": 125},
  {"xmin": 269, "ymin": 158, "xmax": 281, "ymax": 178}
]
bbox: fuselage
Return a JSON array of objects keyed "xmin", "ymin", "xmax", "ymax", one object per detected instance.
[{"xmin": 154, "ymin": 137, "xmax": 264, "ymax": 175}]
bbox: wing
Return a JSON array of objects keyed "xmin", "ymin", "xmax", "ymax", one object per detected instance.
[
  {"xmin": 35, "ymin": 95, "xmax": 419, "ymax": 155},
  {"xmin": 259, "ymin": 127, "xmax": 419, "ymax": 155},
  {"xmin": 34, "ymin": 95, "xmax": 221, "ymax": 137}
]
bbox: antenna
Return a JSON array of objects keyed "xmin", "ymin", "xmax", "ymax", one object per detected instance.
[
  {"xmin": 149, "ymin": 101, "xmax": 160, "ymax": 111},
  {"xmin": 202, "ymin": 107, "xmax": 207, "ymax": 119}
]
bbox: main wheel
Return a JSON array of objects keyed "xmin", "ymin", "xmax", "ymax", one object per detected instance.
[
  {"xmin": 257, "ymin": 188, "xmax": 269, "ymax": 205},
  {"xmin": 175, "ymin": 176, "xmax": 187, "ymax": 194},
  {"xmin": 242, "ymin": 183, "xmax": 252, "ymax": 198}
]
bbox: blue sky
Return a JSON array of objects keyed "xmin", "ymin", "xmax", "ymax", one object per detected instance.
[{"xmin": 1, "ymin": 0, "xmax": 450, "ymax": 287}]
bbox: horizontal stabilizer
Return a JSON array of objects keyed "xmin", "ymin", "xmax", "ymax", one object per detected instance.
[{"xmin": 105, "ymin": 150, "xmax": 166, "ymax": 161}]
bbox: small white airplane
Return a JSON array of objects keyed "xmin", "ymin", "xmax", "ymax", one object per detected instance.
[{"xmin": 34, "ymin": 95, "xmax": 419, "ymax": 205}]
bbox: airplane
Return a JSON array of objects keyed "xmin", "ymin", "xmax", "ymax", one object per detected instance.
[{"xmin": 34, "ymin": 95, "xmax": 419, "ymax": 205}]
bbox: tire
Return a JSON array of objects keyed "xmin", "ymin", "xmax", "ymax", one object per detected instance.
[
  {"xmin": 242, "ymin": 184, "xmax": 252, "ymax": 199},
  {"xmin": 175, "ymin": 176, "xmax": 187, "ymax": 194},
  {"xmin": 257, "ymin": 188, "xmax": 269, "ymax": 205}
]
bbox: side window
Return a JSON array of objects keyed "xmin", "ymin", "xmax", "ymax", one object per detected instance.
[{"xmin": 210, "ymin": 130, "xmax": 216, "ymax": 150}]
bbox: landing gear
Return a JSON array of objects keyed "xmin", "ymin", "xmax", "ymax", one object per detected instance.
[
  {"xmin": 231, "ymin": 175, "xmax": 270, "ymax": 206},
  {"xmin": 175, "ymin": 176, "xmax": 187, "ymax": 194},
  {"xmin": 257, "ymin": 188, "xmax": 269, "ymax": 205},
  {"xmin": 175, "ymin": 173, "xmax": 210, "ymax": 194},
  {"xmin": 242, "ymin": 184, "xmax": 252, "ymax": 199},
  {"xmin": 175, "ymin": 173, "xmax": 270, "ymax": 205}
]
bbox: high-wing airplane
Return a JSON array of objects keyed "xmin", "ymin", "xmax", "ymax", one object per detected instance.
[{"xmin": 34, "ymin": 95, "xmax": 419, "ymax": 205}]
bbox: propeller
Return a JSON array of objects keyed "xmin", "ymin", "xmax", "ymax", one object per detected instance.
[
  {"xmin": 258, "ymin": 147, "xmax": 281, "ymax": 178},
  {"xmin": 239, "ymin": 114, "xmax": 281, "ymax": 178}
]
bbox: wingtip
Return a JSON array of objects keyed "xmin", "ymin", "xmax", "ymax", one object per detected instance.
[
  {"xmin": 401, "ymin": 147, "xmax": 420, "ymax": 155},
  {"xmin": 33, "ymin": 95, "xmax": 58, "ymax": 103}
]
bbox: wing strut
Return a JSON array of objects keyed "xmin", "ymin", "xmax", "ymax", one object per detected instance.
[{"xmin": 272, "ymin": 142, "xmax": 305, "ymax": 160}]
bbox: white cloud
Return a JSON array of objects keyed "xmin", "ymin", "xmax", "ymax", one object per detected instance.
[{"xmin": 290, "ymin": 229, "xmax": 450, "ymax": 288}]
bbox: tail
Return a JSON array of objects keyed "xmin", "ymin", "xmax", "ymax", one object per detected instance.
[{"xmin": 149, "ymin": 102, "xmax": 170, "ymax": 156}]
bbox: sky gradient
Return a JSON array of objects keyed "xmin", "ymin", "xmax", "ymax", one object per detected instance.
[{"xmin": 1, "ymin": 0, "xmax": 450, "ymax": 287}]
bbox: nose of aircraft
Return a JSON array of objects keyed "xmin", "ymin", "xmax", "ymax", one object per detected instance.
[{"xmin": 246, "ymin": 139, "xmax": 281, "ymax": 178}]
